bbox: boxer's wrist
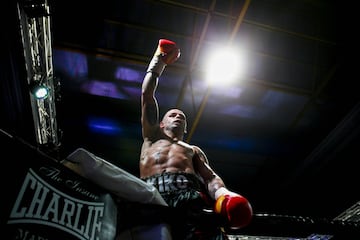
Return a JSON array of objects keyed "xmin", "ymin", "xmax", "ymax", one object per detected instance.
[
  {"xmin": 215, "ymin": 187, "xmax": 233, "ymax": 199},
  {"xmin": 147, "ymin": 54, "xmax": 166, "ymax": 76}
]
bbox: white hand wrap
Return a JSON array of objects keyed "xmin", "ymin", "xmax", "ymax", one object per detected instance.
[
  {"xmin": 146, "ymin": 54, "xmax": 166, "ymax": 76},
  {"xmin": 215, "ymin": 187, "xmax": 231, "ymax": 199}
]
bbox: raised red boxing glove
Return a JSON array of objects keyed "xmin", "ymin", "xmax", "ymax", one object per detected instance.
[
  {"xmin": 214, "ymin": 189, "xmax": 253, "ymax": 229},
  {"xmin": 147, "ymin": 39, "xmax": 180, "ymax": 76},
  {"xmin": 157, "ymin": 39, "xmax": 181, "ymax": 64}
]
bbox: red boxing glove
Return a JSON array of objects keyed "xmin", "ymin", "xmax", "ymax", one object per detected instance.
[
  {"xmin": 157, "ymin": 39, "xmax": 181, "ymax": 64},
  {"xmin": 147, "ymin": 39, "xmax": 180, "ymax": 76},
  {"xmin": 214, "ymin": 189, "xmax": 253, "ymax": 229}
]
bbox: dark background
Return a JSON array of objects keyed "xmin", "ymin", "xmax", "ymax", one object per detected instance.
[{"xmin": 2, "ymin": 0, "xmax": 357, "ymax": 231}]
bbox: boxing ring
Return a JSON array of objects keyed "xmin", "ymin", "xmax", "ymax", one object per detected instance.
[{"xmin": 1, "ymin": 130, "xmax": 358, "ymax": 240}]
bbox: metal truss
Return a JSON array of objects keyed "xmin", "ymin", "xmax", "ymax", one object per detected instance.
[{"xmin": 17, "ymin": 0, "xmax": 59, "ymax": 147}]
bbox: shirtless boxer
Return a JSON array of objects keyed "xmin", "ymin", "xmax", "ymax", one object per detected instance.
[{"xmin": 140, "ymin": 39, "xmax": 253, "ymax": 240}]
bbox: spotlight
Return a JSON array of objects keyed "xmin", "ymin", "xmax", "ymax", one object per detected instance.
[{"xmin": 30, "ymin": 82, "xmax": 49, "ymax": 99}]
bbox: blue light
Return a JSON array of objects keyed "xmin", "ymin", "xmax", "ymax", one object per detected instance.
[{"xmin": 87, "ymin": 117, "xmax": 122, "ymax": 135}]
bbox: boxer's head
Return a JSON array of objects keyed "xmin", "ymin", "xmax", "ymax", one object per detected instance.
[{"xmin": 160, "ymin": 108, "xmax": 187, "ymax": 137}]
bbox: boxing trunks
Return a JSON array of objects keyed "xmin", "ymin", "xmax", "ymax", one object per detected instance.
[
  {"xmin": 142, "ymin": 172, "xmax": 206, "ymax": 207},
  {"xmin": 142, "ymin": 172, "xmax": 228, "ymax": 240}
]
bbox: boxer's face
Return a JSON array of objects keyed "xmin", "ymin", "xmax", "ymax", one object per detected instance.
[{"xmin": 161, "ymin": 109, "xmax": 187, "ymax": 134}]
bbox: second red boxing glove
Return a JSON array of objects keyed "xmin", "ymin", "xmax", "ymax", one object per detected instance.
[{"xmin": 214, "ymin": 190, "xmax": 253, "ymax": 229}]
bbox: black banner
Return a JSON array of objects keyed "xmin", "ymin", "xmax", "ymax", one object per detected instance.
[{"xmin": 1, "ymin": 132, "xmax": 117, "ymax": 240}]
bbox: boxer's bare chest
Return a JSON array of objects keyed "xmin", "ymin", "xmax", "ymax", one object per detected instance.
[
  {"xmin": 149, "ymin": 139, "xmax": 193, "ymax": 162},
  {"xmin": 140, "ymin": 138, "xmax": 195, "ymax": 174}
]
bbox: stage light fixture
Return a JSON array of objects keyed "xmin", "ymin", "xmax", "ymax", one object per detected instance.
[{"xmin": 30, "ymin": 82, "xmax": 49, "ymax": 99}]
